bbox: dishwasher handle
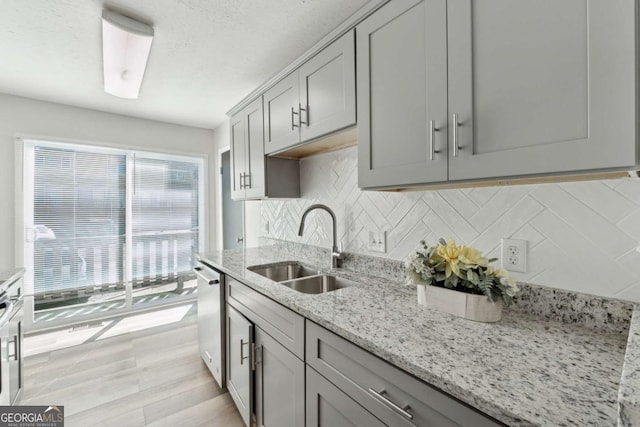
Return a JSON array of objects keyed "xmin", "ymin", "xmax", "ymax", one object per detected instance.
[{"xmin": 194, "ymin": 267, "xmax": 220, "ymax": 286}]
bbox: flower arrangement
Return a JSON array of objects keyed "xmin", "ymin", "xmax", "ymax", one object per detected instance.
[{"xmin": 406, "ymin": 238, "xmax": 519, "ymax": 306}]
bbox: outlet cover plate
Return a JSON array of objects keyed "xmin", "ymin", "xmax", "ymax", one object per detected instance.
[
  {"xmin": 501, "ymin": 238, "xmax": 527, "ymax": 273},
  {"xmin": 368, "ymin": 231, "xmax": 386, "ymax": 253}
]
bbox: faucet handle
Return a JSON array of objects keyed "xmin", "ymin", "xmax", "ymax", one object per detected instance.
[{"xmin": 338, "ymin": 241, "xmax": 344, "ymax": 253}]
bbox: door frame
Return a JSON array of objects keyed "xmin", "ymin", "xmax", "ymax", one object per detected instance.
[{"xmin": 217, "ymin": 147, "xmax": 245, "ymax": 251}]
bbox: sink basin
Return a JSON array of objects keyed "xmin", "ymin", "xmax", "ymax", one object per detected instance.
[
  {"xmin": 249, "ymin": 262, "xmax": 320, "ymax": 282},
  {"xmin": 280, "ymin": 275, "xmax": 356, "ymax": 294}
]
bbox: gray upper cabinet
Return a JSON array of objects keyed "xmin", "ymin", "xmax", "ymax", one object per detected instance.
[
  {"xmin": 358, "ymin": 0, "xmax": 638, "ymax": 189},
  {"xmin": 358, "ymin": 0, "xmax": 448, "ymax": 188},
  {"xmin": 230, "ymin": 97, "xmax": 265, "ymax": 200},
  {"xmin": 230, "ymin": 112, "xmax": 246, "ymax": 200},
  {"xmin": 299, "ymin": 29, "xmax": 356, "ymax": 143},
  {"xmin": 244, "ymin": 98, "xmax": 267, "ymax": 199},
  {"xmin": 230, "ymin": 97, "xmax": 300, "ymax": 200},
  {"xmin": 264, "ymin": 73, "xmax": 301, "ymax": 154},
  {"xmin": 448, "ymin": 0, "xmax": 636, "ymax": 180},
  {"xmin": 265, "ymin": 30, "xmax": 357, "ymax": 155}
]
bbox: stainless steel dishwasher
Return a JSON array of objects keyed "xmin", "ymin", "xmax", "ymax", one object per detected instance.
[{"xmin": 195, "ymin": 261, "xmax": 225, "ymax": 388}]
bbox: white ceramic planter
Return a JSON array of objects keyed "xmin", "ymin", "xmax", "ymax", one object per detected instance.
[{"xmin": 417, "ymin": 285, "xmax": 503, "ymax": 322}]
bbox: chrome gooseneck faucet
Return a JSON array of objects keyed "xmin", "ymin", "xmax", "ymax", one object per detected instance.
[{"xmin": 298, "ymin": 204, "xmax": 344, "ymax": 268}]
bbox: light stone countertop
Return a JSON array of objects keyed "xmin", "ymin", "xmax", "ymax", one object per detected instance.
[
  {"xmin": 200, "ymin": 248, "xmax": 628, "ymax": 427},
  {"xmin": 0, "ymin": 268, "xmax": 24, "ymax": 283},
  {"xmin": 0, "ymin": 268, "xmax": 24, "ymax": 294},
  {"xmin": 618, "ymin": 307, "xmax": 640, "ymax": 426}
]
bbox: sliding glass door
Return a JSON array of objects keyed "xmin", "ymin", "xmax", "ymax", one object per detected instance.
[
  {"xmin": 23, "ymin": 140, "xmax": 205, "ymax": 329},
  {"xmin": 130, "ymin": 155, "xmax": 201, "ymax": 308}
]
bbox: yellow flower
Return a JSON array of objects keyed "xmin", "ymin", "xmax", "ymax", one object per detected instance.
[
  {"xmin": 495, "ymin": 268, "xmax": 517, "ymax": 287},
  {"xmin": 458, "ymin": 246, "xmax": 489, "ymax": 268},
  {"xmin": 434, "ymin": 240, "xmax": 463, "ymax": 278}
]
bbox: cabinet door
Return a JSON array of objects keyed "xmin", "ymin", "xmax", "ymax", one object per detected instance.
[
  {"xmin": 8, "ymin": 310, "xmax": 22, "ymax": 405},
  {"xmin": 230, "ymin": 112, "xmax": 246, "ymax": 200},
  {"xmin": 299, "ymin": 30, "xmax": 356, "ymax": 143},
  {"xmin": 255, "ymin": 328, "xmax": 304, "ymax": 427},
  {"xmin": 357, "ymin": 0, "xmax": 448, "ymax": 189},
  {"xmin": 306, "ymin": 367, "xmax": 386, "ymax": 427},
  {"xmin": 448, "ymin": 0, "xmax": 637, "ymax": 180},
  {"xmin": 264, "ymin": 73, "xmax": 300, "ymax": 154},
  {"xmin": 226, "ymin": 304, "xmax": 253, "ymax": 427},
  {"xmin": 244, "ymin": 97, "xmax": 266, "ymax": 199}
]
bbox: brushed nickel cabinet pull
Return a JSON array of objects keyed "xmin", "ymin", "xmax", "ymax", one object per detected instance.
[
  {"xmin": 452, "ymin": 113, "xmax": 460, "ymax": 157},
  {"xmin": 368, "ymin": 388, "xmax": 413, "ymax": 420},
  {"xmin": 429, "ymin": 120, "xmax": 439, "ymax": 161},
  {"xmin": 240, "ymin": 338, "xmax": 249, "ymax": 364},
  {"xmin": 291, "ymin": 107, "xmax": 299, "ymax": 129}
]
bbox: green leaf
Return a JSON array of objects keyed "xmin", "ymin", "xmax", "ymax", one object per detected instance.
[{"xmin": 466, "ymin": 269, "xmax": 479, "ymax": 285}]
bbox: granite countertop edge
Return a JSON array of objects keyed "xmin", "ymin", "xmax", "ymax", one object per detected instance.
[
  {"xmin": 618, "ymin": 306, "xmax": 640, "ymax": 427},
  {"xmin": 199, "ymin": 249, "xmax": 629, "ymax": 427},
  {"xmin": 0, "ymin": 268, "xmax": 25, "ymax": 291}
]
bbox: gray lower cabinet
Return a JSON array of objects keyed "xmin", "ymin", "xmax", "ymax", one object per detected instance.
[
  {"xmin": 230, "ymin": 96, "xmax": 300, "ymax": 201},
  {"xmin": 225, "ymin": 277, "xmax": 305, "ymax": 427},
  {"xmin": 227, "ymin": 277, "xmax": 305, "ymax": 359},
  {"xmin": 358, "ymin": 0, "xmax": 638, "ymax": 189},
  {"xmin": 255, "ymin": 327, "xmax": 305, "ymax": 427},
  {"xmin": 306, "ymin": 320, "xmax": 503, "ymax": 427},
  {"xmin": 264, "ymin": 30, "xmax": 356, "ymax": 155},
  {"xmin": 306, "ymin": 366, "xmax": 386, "ymax": 427},
  {"xmin": 226, "ymin": 304, "xmax": 254, "ymax": 427},
  {"xmin": 225, "ymin": 277, "xmax": 503, "ymax": 427}
]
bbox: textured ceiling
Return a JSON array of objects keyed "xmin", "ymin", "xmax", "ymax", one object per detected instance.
[{"xmin": 0, "ymin": 0, "xmax": 368, "ymax": 129}]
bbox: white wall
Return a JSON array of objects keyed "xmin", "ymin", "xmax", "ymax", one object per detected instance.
[
  {"xmin": 211, "ymin": 122, "xmax": 229, "ymax": 251},
  {"xmin": 261, "ymin": 146, "xmax": 640, "ymax": 302},
  {"xmin": 1, "ymin": 92, "xmax": 215, "ymax": 268},
  {"xmin": 244, "ymin": 201, "xmax": 261, "ymax": 248}
]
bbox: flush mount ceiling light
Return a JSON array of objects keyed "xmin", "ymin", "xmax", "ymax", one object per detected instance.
[{"xmin": 102, "ymin": 10, "xmax": 154, "ymax": 99}]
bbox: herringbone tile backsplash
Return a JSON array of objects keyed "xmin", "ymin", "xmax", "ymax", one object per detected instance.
[{"xmin": 260, "ymin": 146, "xmax": 640, "ymax": 301}]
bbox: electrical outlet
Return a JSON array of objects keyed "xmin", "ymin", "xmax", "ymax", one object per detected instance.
[
  {"xmin": 368, "ymin": 231, "xmax": 387, "ymax": 253},
  {"xmin": 264, "ymin": 221, "xmax": 270, "ymax": 235},
  {"xmin": 501, "ymin": 238, "xmax": 527, "ymax": 273}
]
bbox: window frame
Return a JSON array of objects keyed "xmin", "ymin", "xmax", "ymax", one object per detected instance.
[{"xmin": 17, "ymin": 136, "xmax": 208, "ymax": 332}]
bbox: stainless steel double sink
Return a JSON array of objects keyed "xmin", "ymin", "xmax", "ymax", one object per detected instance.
[{"xmin": 248, "ymin": 262, "xmax": 357, "ymax": 294}]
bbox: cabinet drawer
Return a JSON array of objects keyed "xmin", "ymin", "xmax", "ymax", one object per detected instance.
[
  {"xmin": 227, "ymin": 277, "xmax": 304, "ymax": 359},
  {"xmin": 306, "ymin": 321, "xmax": 504, "ymax": 427},
  {"xmin": 306, "ymin": 366, "xmax": 385, "ymax": 427}
]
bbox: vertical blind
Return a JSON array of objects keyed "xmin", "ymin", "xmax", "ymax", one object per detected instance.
[
  {"xmin": 31, "ymin": 144, "xmax": 202, "ymax": 297},
  {"xmin": 132, "ymin": 156, "xmax": 200, "ymax": 285},
  {"xmin": 33, "ymin": 146, "xmax": 126, "ymax": 293}
]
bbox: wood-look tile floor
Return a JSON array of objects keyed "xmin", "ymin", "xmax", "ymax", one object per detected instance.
[{"xmin": 22, "ymin": 304, "xmax": 245, "ymax": 427}]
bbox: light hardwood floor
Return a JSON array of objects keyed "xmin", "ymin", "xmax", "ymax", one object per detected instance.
[{"xmin": 22, "ymin": 304, "xmax": 245, "ymax": 427}]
